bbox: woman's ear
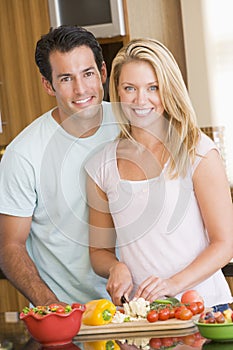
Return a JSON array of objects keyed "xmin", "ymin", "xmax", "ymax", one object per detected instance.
[
  {"xmin": 101, "ymin": 61, "xmax": 108, "ymax": 84},
  {"xmin": 41, "ymin": 76, "xmax": 56, "ymax": 97}
]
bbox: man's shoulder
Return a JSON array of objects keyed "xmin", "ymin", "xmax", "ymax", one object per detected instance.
[
  {"xmin": 8, "ymin": 109, "xmax": 55, "ymax": 146},
  {"xmin": 5, "ymin": 109, "xmax": 56, "ymax": 159}
]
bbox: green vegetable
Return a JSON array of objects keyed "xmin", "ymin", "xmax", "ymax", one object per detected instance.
[
  {"xmin": 22, "ymin": 306, "xmax": 30, "ymax": 314},
  {"xmin": 106, "ymin": 340, "xmax": 115, "ymax": 350},
  {"xmin": 153, "ymin": 297, "xmax": 179, "ymax": 305},
  {"xmin": 123, "ymin": 316, "xmax": 131, "ymax": 322},
  {"xmin": 150, "ymin": 297, "xmax": 180, "ymax": 310},
  {"xmin": 65, "ymin": 304, "xmax": 72, "ymax": 313}
]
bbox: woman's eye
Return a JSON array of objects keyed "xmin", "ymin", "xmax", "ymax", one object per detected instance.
[
  {"xmin": 149, "ymin": 85, "xmax": 159, "ymax": 91},
  {"xmin": 125, "ymin": 86, "xmax": 135, "ymax": 92}
]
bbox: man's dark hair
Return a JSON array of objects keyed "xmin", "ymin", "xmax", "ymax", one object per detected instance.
[{"xmin": 35, "ymin": 25, "xmax": 104, "ymax": 84}]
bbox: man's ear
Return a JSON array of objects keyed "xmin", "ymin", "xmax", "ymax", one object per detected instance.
[
  {"xmin": 41, "ymin": 76, "xmax": 56, "ymax": 96},
  {"xmin": 101, "ymin": 61, "xmax": 108, "ymax": 85}
]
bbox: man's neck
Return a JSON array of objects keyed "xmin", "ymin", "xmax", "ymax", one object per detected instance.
[{"xmin": 52, "ymin": 106, "xmax": 103, "ymax": 138}]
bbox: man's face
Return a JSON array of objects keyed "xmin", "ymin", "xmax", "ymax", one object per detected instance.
[{"xmin": 44, "ymin": 45, "xmax": 107, "ymax": 123}]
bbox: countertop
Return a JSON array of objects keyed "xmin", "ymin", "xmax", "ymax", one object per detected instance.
[{"xmin": 0, "ymin": 312, "xmax": 221, "ymax": 350}]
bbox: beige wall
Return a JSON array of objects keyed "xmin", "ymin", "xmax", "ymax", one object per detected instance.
[
  {"xmin": 181, "ymin": 0, "xmax": 233, "ymax": 183},
  {"xmin": 180, "ymin": 0, "xmax": 212, "ymax": 126}
]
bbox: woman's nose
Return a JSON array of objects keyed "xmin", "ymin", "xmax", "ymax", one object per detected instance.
[{"xmin": 135, "ymin": 89, "xmax": 147, "ymax": 105}]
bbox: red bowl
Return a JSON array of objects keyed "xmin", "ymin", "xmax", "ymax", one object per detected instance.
[{"xmin": 20, "ymin": 306, "xmax": 86, "ymax": 346}]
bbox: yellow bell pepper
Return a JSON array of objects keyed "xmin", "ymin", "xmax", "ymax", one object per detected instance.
[
  {"xmin": 84, "ymin": 340, "xmax": 120, "ymax": 350},
  {"xmin": 82, "ymin": 299, "xmax": 116, "ymax": 326}
]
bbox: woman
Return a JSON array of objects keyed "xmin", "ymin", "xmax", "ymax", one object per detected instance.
[{"xmin": 85, "ymin": 38, "xmax": 233, "ymax": 308}]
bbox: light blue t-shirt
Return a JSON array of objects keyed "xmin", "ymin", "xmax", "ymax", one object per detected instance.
[{"xmin": 0, "ymin": 102, "xmax": 119, "ymax": 304}]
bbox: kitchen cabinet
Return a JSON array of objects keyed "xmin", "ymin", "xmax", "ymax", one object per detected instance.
[
  {"xmin": 99, "ymin": 0, "xmax": 187, "ymax": 91},
  {"xmin": 0, "ymin": 0, "xmax": 56, "ymax": 146},
  {"xmin": 0, "ymin": 278, "xmax": 29, "ymax": 312},
  {"xmin": 125, "ymin": 0, "xmax": 187, "ymax": 84}
]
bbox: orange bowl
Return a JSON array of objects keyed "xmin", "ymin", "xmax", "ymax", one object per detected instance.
[{"xmin": 20, "ymin": 306, "xmax": 86, "ymax": 346}]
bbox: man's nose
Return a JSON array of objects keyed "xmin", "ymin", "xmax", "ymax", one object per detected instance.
[{"xmin": 73, "ymin": 77, "xmax": 86, "ymax": 94}]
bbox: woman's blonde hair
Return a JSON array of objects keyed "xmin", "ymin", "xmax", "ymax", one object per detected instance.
[{"xmin": 109, "ymin": 38, "xmax": 200, "ymax": 178}]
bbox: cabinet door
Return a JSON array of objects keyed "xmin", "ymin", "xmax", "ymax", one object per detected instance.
[
  {"xmin": 0, "ymin": 0, "xmax": 56, "ymax": 146},
  {"xmin": 125, "ymin": 0, "xmax": 187, "ymax": 85}
]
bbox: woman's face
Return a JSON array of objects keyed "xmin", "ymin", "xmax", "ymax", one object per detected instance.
[{"xmin": 117, "ymin": 60, "xmax": 164, "ymax": 129}]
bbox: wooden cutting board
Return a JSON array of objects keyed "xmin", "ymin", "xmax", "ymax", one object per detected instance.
[{"xmin": 78, "ymin": 317, "xmax": 198, "ymax": 337}]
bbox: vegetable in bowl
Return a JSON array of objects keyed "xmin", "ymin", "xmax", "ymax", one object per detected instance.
[{"xmin": 20, "ymin": 303, "xmax": 85, "ymax": 346}]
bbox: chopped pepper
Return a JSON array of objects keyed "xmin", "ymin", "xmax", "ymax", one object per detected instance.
[{"xmin": 82, "ymin": 299, "xmax": 116, "ymax": 326}]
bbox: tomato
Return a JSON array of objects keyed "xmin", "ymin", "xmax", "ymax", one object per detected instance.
[
  {"xmin": 186, "ymin": 302, "xmax": 198, "ymax": 315},
  {"xmin": 182, "ymin": 334, "xmax": 196, "ymax": 346},
  {"xmin": 168, "ymin": 307, "xmax": 175, "ymax": 319},
  {"xmin": 147, "ymin": 310, "xmax": 159, "ymax": 323},
  {"xmin": 118, "ymin": 308, "xmax": 125, "ymax": 314},
  {"xmin": 71, "ymin": 303, "xmax": 83, "ymax": 309},
  {"xmin": 49, "ymin": 303, "xmax": 61, "ymax": 309},
  {"xmin": 179, "ymin": 307, "xmax": 193, "ymax": 320},
  {"xmin": 158, "ymin": 308, "xmax": 170, "ymax": 321},
  {"xmin": 196, "ymin": 301, "xmax": 205, "ymax": 314},
  {"xmin": 56, "ymin": 306, "xmax": 66, "ymax": 313},
  {"xmin": 149, "ymin": 338, "xmax": 162, "ymax": 349},
  {"xmin": 174, "ymin": 305, "xmax": 186, "ymax": 319},
  {"xmin": 161, "ymin": 337, "xmax": 174, "ymax": 347},
  {"xmin": 181, "ymin": 290, "xmax": 204, "ymax": 304}
]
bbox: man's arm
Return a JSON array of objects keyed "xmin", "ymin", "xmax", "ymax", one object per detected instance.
[{"xmin": 0, "ymin": 214, "xmax": 62, "ymax": 306}]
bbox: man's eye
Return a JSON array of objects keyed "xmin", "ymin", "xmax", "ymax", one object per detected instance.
[
  {"xmin": 60, "ymin": 76, "xmax": 72, "ymax": 83},
  {"xmin": 84, "ymin": 71, "xmax": 94, "ymax": 78}
]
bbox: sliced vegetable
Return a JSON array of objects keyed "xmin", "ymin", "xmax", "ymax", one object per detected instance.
[{"xmin": 21, "ymin": 303, "xmax": 76, "ymax": 317}]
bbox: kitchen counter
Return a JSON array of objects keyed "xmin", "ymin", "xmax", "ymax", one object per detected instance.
[{"xmin": 0, "ymin": 311, "xmax": 222, "ymax": 350}]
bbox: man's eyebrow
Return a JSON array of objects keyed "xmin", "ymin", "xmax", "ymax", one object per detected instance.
[
  {"xmin": 57, "ymin": 73, "xmax": 71, "ymax": 78},
  {"xmin": 56, "ymin": 67, "xmax": 96, "ymax": 79},
  {"xmin": 83, "ymin": 66, "xmax": 95, "ymax": 72}
]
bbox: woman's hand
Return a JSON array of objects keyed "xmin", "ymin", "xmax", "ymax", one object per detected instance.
[
  {"xmin": 133, "ymin": 275, "xmax": 178, "ymax": 302},
  {"xmin": 107, "ymin": 261, "xmax": 133, "ymax": 305}
]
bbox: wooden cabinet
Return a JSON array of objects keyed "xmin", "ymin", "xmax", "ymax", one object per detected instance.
[
  {"xmin": 0, "ymin": 279, "xmax": 29, "ymax": 312},
  {"xmin": 125, "ymin": 0, "xmax": 187, "ymax": 84},
  {"xmin": 99, "ymin": 0, "xmax": 187, "ymax": 92},
  {"xmin": 0, "ymin": 0, "xmax": 56, "ymax": 146}
]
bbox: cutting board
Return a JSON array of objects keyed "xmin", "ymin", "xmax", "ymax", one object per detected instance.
[{"xmin": 77, "ymin": 316, "xmax": 198, "ymax": 338}]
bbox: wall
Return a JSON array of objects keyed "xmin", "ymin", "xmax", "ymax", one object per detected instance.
[{"xmin": 181, "ymin": 0, "xmax": 233, "ymax": 183}]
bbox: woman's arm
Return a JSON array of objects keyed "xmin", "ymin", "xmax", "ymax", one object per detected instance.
[
  {"xmin": 87, "ymin": 175, "xmax": 133, "ymax": 304},
  {"xmin": 134, "ymin": 149, "xmax": 233, "ymax": 301}
]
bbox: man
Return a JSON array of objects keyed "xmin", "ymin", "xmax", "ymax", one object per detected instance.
[{"xmin": 0, "ymin": 25, "xmax": 119, "ymax": 306}]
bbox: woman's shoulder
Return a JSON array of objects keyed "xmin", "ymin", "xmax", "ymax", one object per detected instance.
[
  {"xmin": 192, "ymin": 131, "xmax": 219, "ymax": 174},
  {"xmin": 196, "ymin": 131, "xmax": 218, "ymax": 155}
]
